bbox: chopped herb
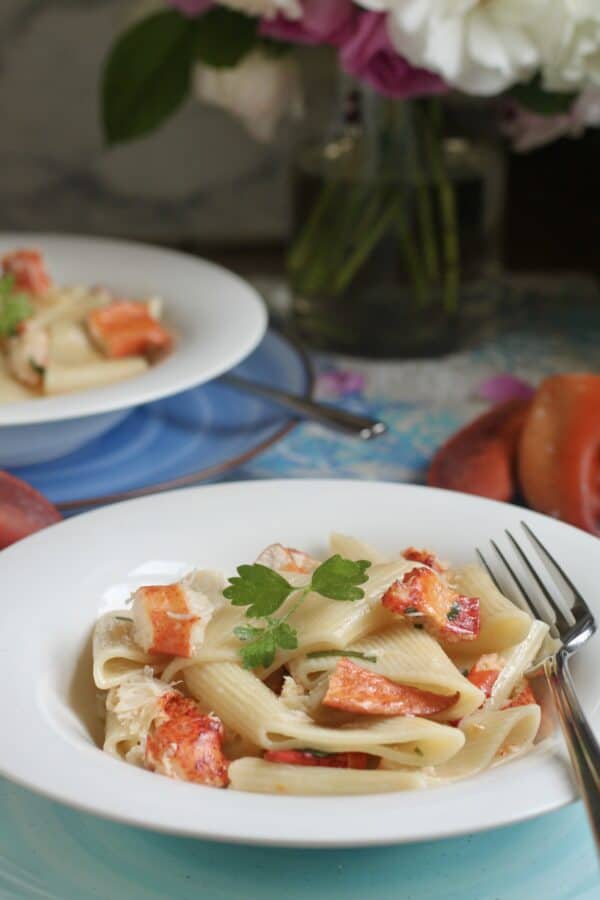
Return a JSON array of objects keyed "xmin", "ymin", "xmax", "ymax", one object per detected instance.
[
  {"xmin": 0, "ymin": 274, "xmax": 32, "ymax": 337},
  {"xmin": 404, "ymin": 606, "xmax": 418, "ymax": 614},
  {"xmin": 447, "ymin": 602, "xmax": 461, "ymax": 621},
  {"xmin": 226, "ymin": 555, "xmax": 371, "ymax": 670},
  {"xmin": 29, "ymin": 357, "xmax": 45, "ymax": 376},
  {"xmin": 307, "ymin": 650, "xmax": 377, "ymax": 664},
  {"xmin": 114, "ymin": 615, "xmax": 132, "ymax": 622},
  {"xmin": 414, "ymin": 746, "xmax": 424, "ymax": 757}
]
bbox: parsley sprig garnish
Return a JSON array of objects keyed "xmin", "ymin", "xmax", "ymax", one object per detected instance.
[
  {"xmin": 0, "ymin": 274, "xmax": 32, "ymax": 337},
  {"xmin": 225, "ymin": 555, "xmax": 371, "ymax": 670}
]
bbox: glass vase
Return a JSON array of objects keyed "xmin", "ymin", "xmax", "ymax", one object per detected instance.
[{"xmin": 288, "ymin": 81, "xmax": 506, "ymax": 357}]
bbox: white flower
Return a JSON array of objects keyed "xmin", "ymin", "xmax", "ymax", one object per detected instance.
[
  {"xmin": 538, "ymin": 1, "xmax": 600, "ymax": 91},
  {"xmin": 194, "ymin": 50, "xmax": 303, "ymax": 141},
  {"xmin": 218, "ymin": 0, "xmax": 301, "ymax": 19},
  {"xmin": 357, "ymin": 1, "xmax": 546, "ymax": 95}
]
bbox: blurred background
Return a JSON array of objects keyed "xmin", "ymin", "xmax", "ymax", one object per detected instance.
[{"xmin": 2, "ymin": 0, "xmax": 599, "ymax": 280}]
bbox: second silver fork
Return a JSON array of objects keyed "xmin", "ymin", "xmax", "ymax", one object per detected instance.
[{"xmin": 478, "ymin": 521, "xmax": 600, "ymax": 854}]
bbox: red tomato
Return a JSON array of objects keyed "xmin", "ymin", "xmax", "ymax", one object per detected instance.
[
  {"xmin": 428, "ymin": 400, "xmax": 531, "ymax": 501},
  {"xmin": 519, "ymin": 374, "xmax": 600, "ymax": 535},
  {"xmin": 263, "ymin": 750, "xmax": 369, "ymax": 769},
  {"xmin": 0, "ymin": 471, "xmax": 61, "ymax": 549}
]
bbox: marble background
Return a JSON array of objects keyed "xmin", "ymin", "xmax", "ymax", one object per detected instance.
[{"xmin": 0, "ymin": 0, "xmax": 322, "ymax": 244}]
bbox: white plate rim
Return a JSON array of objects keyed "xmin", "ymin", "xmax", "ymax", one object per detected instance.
[
  {"xmin": 0, "ymin": 233, "xmax": 267, "ymax": 426},
  {"xmin": 0, "ymin": 479, "xmax": 595, "ymax": 848}
]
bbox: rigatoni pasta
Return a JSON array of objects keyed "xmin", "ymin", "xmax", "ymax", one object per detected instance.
[{"xmin": 91, "ymin": 535, "xmax": 548, "ymax": 796}]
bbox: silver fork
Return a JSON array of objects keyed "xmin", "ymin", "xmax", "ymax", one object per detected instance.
[{"xmin": 478, "ymin": 521, "xmax": 600, "ymax": 852}]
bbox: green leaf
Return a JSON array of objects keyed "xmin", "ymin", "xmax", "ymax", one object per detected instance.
[
  {"xmin": 224, "ymin": 564, "xmax": 294, "ymax": 618},
  {"xmin": 102, "ymin": 10, "xmax": 198, "ymax": 145},
  {"xmin": 307, "ymin": 650, "xmax": 377, "ymax": 664},
  {"xmin": 0, "ymin": 275, "xmax": 33, "ymax": 337},
  {"xmin": 508, "ymin": 75, "xmax": 577, "ymax": 117},
  {"xmin": 240, "ymin": 631, "xmax": 277, "ymax": 670},
  {"xmin": 233, "ymin": 625, "xmax": 265, "ymax": 642},
  {"xmin": 270, "ymin": 622, "xmax": 298, "ymax": 651},
  {"xmin": 310, "ymin": 556, "xmax": 371, "ymax": 602},
  {"xmin": 235, "ymin": 621, "xmax": 297, "ymax": 670},
  {"xmin": 195, "ymin": 8, "xmax": 257, "ymax": 68}
]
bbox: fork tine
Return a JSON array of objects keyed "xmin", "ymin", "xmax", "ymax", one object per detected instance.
[
  {"xmin": 520, "ymin": 522, "xmax": 588, "ymax": 620},
  {"xmin": 476, "ymin": 549, "xmax": 502, "ymax": 591},
  {"xmin": 505, "ymin": 529, "xmax": 573, "ymax": 633},
  {"xmin": 489, "ymin": 539, "xmax": 541, "ymax": 620}
]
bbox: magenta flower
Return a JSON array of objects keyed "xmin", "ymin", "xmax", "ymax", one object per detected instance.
[
  {"xmin": 317, "ymin": 369, "xmax": 366, "ymax": 398},
  {"xmin": 340, "ymin": 12, "xmax": 446, "ymax": 99},
  {"xmin": 476, "ymin": 375, "xmax": 535, "ymax": 405},
  {"xmin": 166, "ymin": 0, "xmax": 213, "ymax": 16},
  {"xmin": 260, "ymin": 0, "xmax": 355, "ymax": 47}
]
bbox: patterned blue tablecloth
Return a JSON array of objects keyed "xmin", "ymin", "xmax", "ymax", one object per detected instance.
[{"xmin": 1, "ymin": 279, "xmax": 598, "ymax": 898}]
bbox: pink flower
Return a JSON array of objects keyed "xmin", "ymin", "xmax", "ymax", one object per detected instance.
[
  {"xmin": 166, "ymin": 0, "xmax": 213, "ymax": 16},
  {"xmin": 340, "ymin": 12, "xmax": 446, "ymax": 99},
  {"xmin": 317, "ymin": 369, "xmax": 366, "ymax": 398},
  {"xmin": 260, "ymin": 0, "xmax": 355, "ymax": 46},
  {"xmin": 502, "ymin": 87, "xmax": 600, "ymax": 153},
  {"xmin": 476, "ymin": 375, "xmax": 535, "ymax": 405}
]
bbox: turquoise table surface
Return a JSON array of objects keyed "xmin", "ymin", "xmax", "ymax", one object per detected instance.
[{"xmin": 1, "ymin": 282, "xmax": 599, "ymax": 898}]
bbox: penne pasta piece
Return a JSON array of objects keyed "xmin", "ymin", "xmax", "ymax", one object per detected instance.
[
  {"xmin": 329, "ymin": 533, "xmax": 389, "ymax": 565},
  {"xmin": 44, "ymin": 355, "xmax": 148, "ymax": 395},
  {"xmin": 484, "ymin": 619, "xmax": 549, "ymax": 711},
  {"xmin": 431, "ymin": 705, "xmax": 541, "ymax": 781},
  {"xmin": 229, "ymin": 758, "xmax": 426, "ymax": 795},
  {"xmin": 92, "ymin": 612, "xmax": 166, "ymax": 690},
  {"xmin": 289, "ymin": 624, "xmax": 484, "ymax": 721},
  {"xmin": 185, "ymin": 662, "xmax": 465, "ymax": 766}
]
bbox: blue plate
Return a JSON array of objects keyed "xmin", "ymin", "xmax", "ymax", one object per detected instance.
[
  {"xmin": 11, "ymin": 330, "xmax": 311, "ymax": 510},
  {"xmin": 0, "ymin": 780, "xmax": 596, "ymax": 900}
]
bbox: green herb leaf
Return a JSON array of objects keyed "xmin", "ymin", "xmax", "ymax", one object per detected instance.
[
  {"xmin": 102, "ymin": 10, "xmax": 198, "ymax": 145},
  {"xmin": 270, "ymin": 621, "xmax": 299, "ymax": 651},
  {"xmin": 236, "ymin": 621, "xmax": 298, "ymax": 670},
  {"xmin": 310, "ymin": 556, "xmax": 371, "ymax": 602},
  {"xmin": 0, "ymin": 275, "xmax": 32, "ymax": 337},
  {"xmin": 307, "ymin": 650, "xmax": 377, "ymax": 664},
  {"xmin": 508, "ymin": 75, "xmax": 577, "ymax": 117},
  {"xmin": 195, "ymin": 8, "xmax": 257, "ymax": 68},
  {"xmin": 224, "ymin": 564, "xmax": 294, "ymax": 618},
  {"xmin": 414, "ymin": 746, "xmax": 424, "ymax": 757},
  {"xmin": 447, "ymin": 602, "xmax": 461, "ymax": 621},
  {"xmin": 233, "ymin": 625, "xmax": 265, "ymax": 642}
]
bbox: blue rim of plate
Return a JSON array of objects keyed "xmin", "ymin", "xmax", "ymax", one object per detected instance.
[{"xmin": 11, "ymin": 328, "xmax": 313, "ymax": 513}]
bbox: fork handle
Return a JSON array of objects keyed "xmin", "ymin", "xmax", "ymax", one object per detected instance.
[{"xmin": 544, "ymin": 651, "xmax": 600, "ymax": 853}]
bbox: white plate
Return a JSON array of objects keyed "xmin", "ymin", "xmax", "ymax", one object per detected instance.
[
  {"xmin": 0, "ymin": 234, "xmax": 266, "ymax": 463},
  {"xmin": 0, "ymin": 480, "xmax": 596, "ymax": 847}
]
